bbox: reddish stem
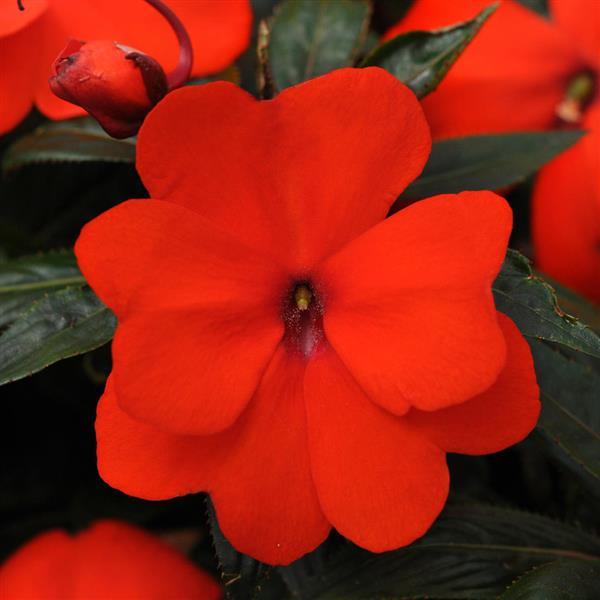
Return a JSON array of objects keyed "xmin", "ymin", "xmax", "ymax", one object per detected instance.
[{"xmin": 144, "ymin": 0, "xmax": 193, "ymax": 89}]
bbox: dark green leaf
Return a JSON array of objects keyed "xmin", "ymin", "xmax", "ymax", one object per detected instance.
[
  {"xmin": 268, "ymin": 0, "xmax": 371, "ymax": 91},
  {"xmin": 2, "ymin": 118, "xmax": 136, "ymax": 173},
  {"xmin": 399, "ymin": 131, "xmax": 584, "ymax": 202},
  {"xmin": 501, "ymin": 559, "xmax": 600, "ymax": 599},
  {"xmin": 0, "ymin": 287, "xmax": 116, "ymax": 385},
  {"xmin": 362, "ymin": 4, "xmax": 497, "ymax": 98},
  {"xmin": 281, "ymin": 504, "xmax": 600, "ymax": 599},
  {"xmin": 531, "ymin": 341, "xmax": 600, "ymax": 492},
  {"xmin": 515, "ymin": 0, "xmax": 548, "ymax": 17},
  {"xmin": 493, "ymin": 250, "xmax": 600, "ymax": 357},
  {"xmin": 0, "ymin": 252, "xmax": 84, "ymax": 328},
  {"xmin": 206, "ymin": 498, "xmax": 287, "ymax": 599}
]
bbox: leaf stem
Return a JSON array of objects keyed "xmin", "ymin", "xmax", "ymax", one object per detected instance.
[{"xmin": 144, "ymin": 0, "xmax": 193, "ymax": 89}]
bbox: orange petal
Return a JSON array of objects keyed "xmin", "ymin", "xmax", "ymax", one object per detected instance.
[
  {"xmin": 407, "ymin": 313, "xmax": 540, "ymax": 454},
  {"xmin": 549, "ymin": 0, "xmax": 600, "ymax": 69},
  {"xmin": 317, "ymin": 192, "xmax": 510, "ymax": 414},
  {"xmin": 0, "ymin": 521, "xmax": 221, "ymax": 599},
  {"xmin": 385, "ymin": 0, "xmax": 582, "ymax": 138},
  {"xmin": 305, "ymin": 348, "xmax": 449, "ymax": 552},
  {"xmin": 137, "ymin": 68, "xmax": 431, "ymax": 271},
  {"xmin": 532, "ymin": 103, "xmax": 600, "ymax": 302},
  {"xmin": 96, "ymin": 377, "xmax": 215, "ymax": 499},
  {"xmin": 210, "ymin": 346, "xmax": 331, "ymax": 565},
  {"xmin": 0, "ymin": 15, "xmax": 46, "ymax": 134},
  {"xmin": 97, "ymin": 347, "xmax": 331, "ymax": 565}
]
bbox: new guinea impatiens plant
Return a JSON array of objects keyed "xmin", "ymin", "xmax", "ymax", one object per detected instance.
[
  {"xmin": 75, "ymin": 67, "xmax": 540, "ymax": 564},
  {"xmin": 0, "ymin": 0, "xmax": 251, "ymax": 135}
]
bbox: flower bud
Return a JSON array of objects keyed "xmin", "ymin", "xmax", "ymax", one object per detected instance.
[{"xmin": 49, "ymin": 39, "xmax": 168, "ymax": 139}]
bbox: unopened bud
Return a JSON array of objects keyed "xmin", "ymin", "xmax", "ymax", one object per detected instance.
[{"xmin": 49, "ymin": 39, "xmax": 168, "ymax": 139}]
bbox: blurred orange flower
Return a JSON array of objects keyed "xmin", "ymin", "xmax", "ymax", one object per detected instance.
[
  {"xmin": 0, "ymin": 0, "xmax": 251, "ymax": 135},
  {"xmin": 0, "ymin": 520, "xmax": 221, "ymax": 599},
  {"xmin": 387, "ymin": 0, "xmax": 600, "ymax": 301},
  {"xmin": 75, "ymin": 68, "xmax": 539, "ymax": 565}
]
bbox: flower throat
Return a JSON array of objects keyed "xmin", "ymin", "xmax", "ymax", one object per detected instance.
[{"xmin": 282, "ymin": 282, "xmax": 325, "ymax": 358}]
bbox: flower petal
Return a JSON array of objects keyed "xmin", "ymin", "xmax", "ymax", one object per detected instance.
[
  {"xmin": 137, "ymin": 68, "xmax": 431, "ymax": 271},
  {"xmin": 318, "ymin": 192, "xmax": 510, "ymax": 414},
  {"xmin": 76, "ymin": 199, "xmax": 287, "ymax": 319},
  {"xmin": 0, "ymin": 17, "xmax": 46, "ymax": 135},
  {"xmin": 97, "ymin": 348, "xmax": 331, "ymax": 566},
  {"xmin": 407, "ymin": 313, "xmax": 540, "ymax": 454},
  {"xmin": 549, "ymin": 0, "xmax": 600, "ymax": 68},
  {"xmin": 210, "ymin": 345, "xmax": 331, "ymax": 565},
  {"xmin": 111, "ymin": 306, "xmax": 282, "ymax": 435},
  {"xmin": 96, "ymin": 377, "xmax": 215, "ymax": 499},
  {"xmin": 305, "ymin": 348, "xmax": 449, "ymax": 552},
  {"xmin": 532, "ymin": 104, "xmax": 600, "ymax": 302},
  {"xmin": 385, "ymin": 0, "xmax": 582, "ymax": 138}
]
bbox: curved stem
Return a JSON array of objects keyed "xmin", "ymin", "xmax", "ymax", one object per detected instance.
[{"xmin": 144, "ymin": 0, "xmax": 193, "ymax": 89}]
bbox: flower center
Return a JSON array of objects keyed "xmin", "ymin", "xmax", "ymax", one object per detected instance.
[
  {"xmin": 282, "ymin": 281, "xmax": 325, "ymax": 358},
  {"xmin": 556, "ymin": 70, "xmax": 596, "ymax": 125}
]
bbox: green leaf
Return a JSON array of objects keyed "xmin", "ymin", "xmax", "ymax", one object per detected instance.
[
  {"xmin": 281, "ymin": 504, "xmax": 600, "ymax": 599},
  {"xmin": 2, "ymin": 118, "xmax": 136, "ymax": 173},
  {"xmin": 399, "ymin": 131, "xmax": 584, "ymax": 202},
  {"xmin": 0, "ymin": 286, "xmax": 116, "ymax": 385},
  {"xmin": 493, "ymin": 250, "xmax": 600, "ymax": 358},
  {"xmin": 515, "ymin": 0, "xmax": 549, "ymax": 17},
  {"xmin": 362, "ymin": 4, "xmax": 497, "ymax": 98},
  {"xmin": 501, "ymin": 559, "xmax": 600, "ymax": 599},
  {"xmin": 531, "ymin": 341, "xmax": 600, "ymax": 492},
  {"xmin": 0, "ymin": 252, "xmax": 85, "ymax": 328},
  {"xmin": 268, "ymin": 0, "xmax": 371, "ymax": 91},
  {"xmin": 206, "ymin": 498, "xmax": 287, "ymax": 599}
]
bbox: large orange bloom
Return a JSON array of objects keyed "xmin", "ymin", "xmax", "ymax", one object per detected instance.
[
  {"xmin": 75, "ymin": 68, "xmax": 540, "ymax": 565},
  {"xmin": 0, "ymin": 0, "xmax": 252, "ymax": 135},
  {"xmin": 386, "ymin": 0, "xmax": 600, "ymax": 302},
  {"xmin": 0, "ymin": 520, "xmax": 221, "ymax": 599}
]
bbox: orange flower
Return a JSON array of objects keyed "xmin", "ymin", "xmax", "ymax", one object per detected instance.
[
  {"xmin": 0, "ymin": 520, "xmax": 221, "ymax": 599},
  {"xmin": 386, "ymin": 0, "xmax": 600, "ymax": 301},
  {"xmin": 0, "ymin": 0, "xmax": 252, "ymax": 135},
  {"xmin": 75, "ymin": 68, "xmax": 540, "ymax": 565}
]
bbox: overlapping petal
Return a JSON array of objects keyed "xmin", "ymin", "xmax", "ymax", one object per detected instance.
[
  {"xmin": 532, "ymin": 104, "xmax": 600, "ymax": 302},
  {"xmin": 407, "ymin": 313, "xmax": 540, "ymax": 454},
  {"xmin": 305, "ymin": 348, "xmax": 449, "ymax": 552},
  {"xmin": 317, "ymin": 192, "xmax": 510, "ymax": 414},
  {"xmin": 97, "ymin": 348, "xmax": 331, "ymax": 565},
  {"xmin": 210, "ymin": 346, "xmax": 331, "ymax": 565},
  {"xmin": 77, "ymin": 199, "xmax": 286, "ymax": 434},
  {"xmin": 385, "ymin": 0, "xmax": 582, "ymax": 138},
  {"xmin": 137, "ymin": 68, "xmax": 431, "ymax": 271}
]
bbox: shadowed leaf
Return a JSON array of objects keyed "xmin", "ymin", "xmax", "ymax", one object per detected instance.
[
  {"xmin": 362, "ymin": 4, "xmax": 497, "ymax": 97},
  {"xmin": 268, "ymin": 0, "xmax": 371, "ymax": 91}
]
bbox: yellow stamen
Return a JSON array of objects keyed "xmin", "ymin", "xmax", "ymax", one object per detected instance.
[{"xmin": 294, "ymin": 285, "xmax": 312, "ymax": 311}]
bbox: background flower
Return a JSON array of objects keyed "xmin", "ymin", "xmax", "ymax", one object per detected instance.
[
  {"xmin": 385, "ymin": 0, "xmax": 600, "ymax": 302},
  {"xmin": 0, "ymin": 0, "xmax": 252, "ymax": 134},
  {"xmin": 0, "ymin": 520, "xmax": 221, "ymax": 599}
]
